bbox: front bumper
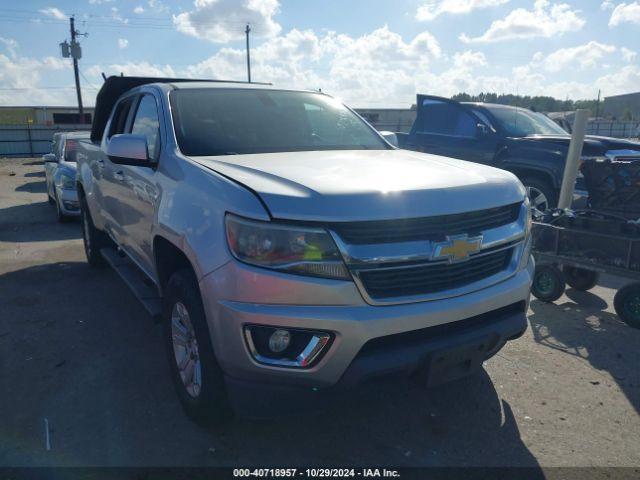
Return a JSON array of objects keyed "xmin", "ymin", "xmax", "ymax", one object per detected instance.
[
  {"xmin": 225, "ymin": 301, "xmax": 527, "ymax": 416},
  {"xmin": 55, "ymin": 187, "xmax": 80, "ymax": 216},
  {"xmin": 199, "ymin": 258, "xmax": 533, "ymax": 403}
]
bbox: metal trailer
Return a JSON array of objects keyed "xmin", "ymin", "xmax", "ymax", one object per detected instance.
[{"xmin": 531, "ymin": 217, "xmax": 640, "ymax": 328}]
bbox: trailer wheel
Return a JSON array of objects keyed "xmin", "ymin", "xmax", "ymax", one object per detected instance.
[
  {"xmin": 614, "ymin": 283, "xmax": 640, "ymax": 329},
  {"xmin": 563, "ymin": 266, "xmax": 599, "ymax": 291},
  {"xmin": 532, "ymin": 264, "xmax": 565, "ymax": 303}
]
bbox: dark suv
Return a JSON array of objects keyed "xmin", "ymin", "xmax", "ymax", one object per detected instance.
[{"xmin": 398, "ymin": 95, "xmax": 640, "ymax": 211}]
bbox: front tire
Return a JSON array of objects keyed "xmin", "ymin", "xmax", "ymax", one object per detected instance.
[
  {"xmin": 522, "ymin": 177, "xmax": 557, "ymax": 212},
  {"xmin": 163, "ymin": 268, "xmax": 232, "ymax": 426},
  {"xmin": 80, "ymin": 198, "xmax": 109, "ymax": 267}
]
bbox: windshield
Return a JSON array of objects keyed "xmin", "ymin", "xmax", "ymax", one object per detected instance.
[
  {"xmin": 170, "ymin": 88, "xmax": 388, "ymax": 156},
  {"xmin": 482, "ymin": 106, "xmax": 568, "ymax": 136}
]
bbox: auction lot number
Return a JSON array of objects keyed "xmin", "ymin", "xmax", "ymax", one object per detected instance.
[{"xmin": 233, "ymin": 468, "xmax": 400, "ymax": 478}]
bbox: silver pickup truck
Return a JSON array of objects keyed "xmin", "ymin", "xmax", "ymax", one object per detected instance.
[{"xmin": 76, "ymin": 76, "xmax": 533, "ymax": 424}]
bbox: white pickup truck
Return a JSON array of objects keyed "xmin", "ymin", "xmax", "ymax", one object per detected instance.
[{"xmin": 76, "ymin": 76, "xmax": 533, "ymax": 424}]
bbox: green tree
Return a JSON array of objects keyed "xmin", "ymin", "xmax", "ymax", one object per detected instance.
[{"xmin": 450, "ymin": 92, "xmax": 599, "ymax": 115}]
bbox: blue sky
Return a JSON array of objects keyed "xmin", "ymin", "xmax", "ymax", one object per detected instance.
[{"xmin": 0, "ymin": 0, "xmax": 639, "ymax": 107}]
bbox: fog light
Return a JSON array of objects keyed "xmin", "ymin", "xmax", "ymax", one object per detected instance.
[
  {"xmin": 244, "ymin": 325, "xmax": 332, "ymax": 368},
  {"xmin": 268, "ymin": 329, "xmax": 291, "ymax": 353}
]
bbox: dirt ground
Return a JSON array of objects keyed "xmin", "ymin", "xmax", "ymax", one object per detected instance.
[{"xmin": 1, "ymin": 157, "xmax": 639, "ymax": 467}]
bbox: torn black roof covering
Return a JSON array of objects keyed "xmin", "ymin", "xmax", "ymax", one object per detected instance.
[{"xmin": 90, "ymin": 76, "xmax": 269, "ymax": 142}]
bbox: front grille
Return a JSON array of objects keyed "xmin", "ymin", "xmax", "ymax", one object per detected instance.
[
  {"xmin": 357, "ymin": 248, "xmax": 513, "ymax": 300},
  {"xmin": 331, "ymin": 203, "xmax": 521, "ymax": 244}
]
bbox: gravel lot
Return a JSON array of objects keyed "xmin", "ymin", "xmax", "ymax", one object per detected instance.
[{"xmin": 1, "ymin": 157, "xmax": 639, "ymax": 468}]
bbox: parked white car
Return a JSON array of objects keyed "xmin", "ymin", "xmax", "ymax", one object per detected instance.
[{"xmin": 43, "ymin": 131, "xmax": 90, "ymax": 222}]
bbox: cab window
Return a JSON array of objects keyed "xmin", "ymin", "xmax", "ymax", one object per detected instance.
[
  {"xmin": 108, "ymin": 96, "xmax": 134, "ymax": 139},
  {"xmin": 415, "ymin": 100, "xmax": 476, "ymax": 137},
  {"xmin": 131, "ymin": 94, "xmax": 161, "ymax": 160}
]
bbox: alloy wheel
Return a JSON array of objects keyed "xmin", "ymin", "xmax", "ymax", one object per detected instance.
[
  {"xmin": 526, "ymin": 186, "xmax": 549, "ymax": 212},
  {"xmin": 171, "ymin": 301, "xmax": 202, "ymax": 398}
]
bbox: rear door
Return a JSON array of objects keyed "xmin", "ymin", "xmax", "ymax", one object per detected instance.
[{"xmin": 407, "ymin": 95, "xmax": 498, "ymax": 164}]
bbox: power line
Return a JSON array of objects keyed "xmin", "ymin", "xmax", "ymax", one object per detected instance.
[
  {"xmin": 0, "ymin": 86, "xmax": 98, "ymax": 90},
  {"xmin": 79, "ymin": 70, "xmax": 100, "ymax": 91}
]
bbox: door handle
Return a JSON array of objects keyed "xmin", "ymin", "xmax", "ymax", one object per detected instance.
[
  {"xmin": 96, "ymin": 159, "xmax": 105, "ymax": 169},
  {"xmin": 114, "ymin": 170, "xmax": 125, "ymax": 182}
]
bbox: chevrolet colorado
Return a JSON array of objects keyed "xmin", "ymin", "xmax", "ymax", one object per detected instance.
[{"xmin": 76, "ymin": 76, "xmax": 533, "ymax": 423}]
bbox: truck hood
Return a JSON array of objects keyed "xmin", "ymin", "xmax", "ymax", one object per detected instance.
[
  {"xmin": 519, "ymin": 135, "xmax": 640, "ymax": 157},
  {"xmin": 192, "ymin": 150, "xmax": 525, "ymax": 222}
]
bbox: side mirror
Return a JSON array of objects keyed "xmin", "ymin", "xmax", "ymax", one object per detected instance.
[
  {"xmin": 43, "ymin": 153, "xmax": 57, "ymax": 163},
  {"xmin": 380, "ymin": 131, "xmax": 398, "ymax": 147},
  {"xmin": 107, "ymin": 134, "xmax": 150, "ymax": 166},
  {"xmin": 476, "ymin": 123, "xmax": 490, "ymax": 137}
]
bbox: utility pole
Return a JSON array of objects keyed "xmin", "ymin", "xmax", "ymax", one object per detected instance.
[
  {"xmin": 70, "ymin": 17, "xmax": 84, "ymax": 123},
  {"xmin": 245, "ymin": 23, "xmax": 251, "ymax": 83},
  {"xmin": 595, "ymin": 89, "xmax": 601, "ymax": 119}
]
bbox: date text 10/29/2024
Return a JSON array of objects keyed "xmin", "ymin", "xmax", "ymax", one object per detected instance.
[{"xmin": 233, "ymin": 469, "xmax": 401, "ymax": 478}]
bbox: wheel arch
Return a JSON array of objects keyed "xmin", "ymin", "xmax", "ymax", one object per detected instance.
[
  {"xmin": 153, "ymin": 235, "xmax": 199, "ymax": 295},
  {"xmin": 506, "ymin": 166, "xmax": 557, "ymax": 190}
]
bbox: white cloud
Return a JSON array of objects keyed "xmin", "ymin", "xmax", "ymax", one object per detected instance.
[
  {"xmin": 133, "ymin": 5, "xmax": 145, "ymax": 13},
  {"xmin": 0, "ymin": 53, "xmax": 72, "ymax": 105},
  {"xmin": 174, "ymin": 26, "xmax": 640, "ymax": 106},
  {"xmin": 186, "ymin": 26, "xmax": 442, "ymax": 105},
  {"xmin": 601, "ymin": 0, "xmax": 615, "ymax": 9},
  {"xmin": 416, "ymin": 0, "xmax": 509, "ymax": 21},
  {"xmin": 0, "ymin": 37, "xmax": 18, "ymax": 59},
  {"xmin": 530, "ymin": 41, "xmax": 617, "ymax": 72},
  {"xmin": 118, "ymin": 38, "xmax": 129, "ymax": 49},
  {"xmin": 173, "ymin": 0, "xmax": 281, "ymax": 43},
  {"xmin": 621, "ymin": 47, "xmax": 637, "ymax": 62},
  {"xmin": 1, "ymin": 17, "xmax": 637, "ymax": 109},
  {"xmin": 89, "ymin": 0, "xmax": 114, "ymax": 4},
  {"xmin": 460, "ymin": 0, "xmax": 585, "ymax": 43},
  {"xmin": 452, "ymin": 50, "xmax": 487, "ymax": 68},
  {"xmin": 609, "ymin": 2, "xmax": 640, "ymax": 26},
  {"xmin": 148, "ymin": 0, "xmax": 170, "ymax": 13},
  {"xmin": 39, "ymin": 7, "xmax": 66, "ymax": 20},
  {"xmin": 109, "ymin": 7, "xmax": 129, "ymax": 24}
]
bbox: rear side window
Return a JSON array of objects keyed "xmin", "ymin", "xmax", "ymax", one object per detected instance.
[
  {"xmin": 415, "ymin": 100, "xmax": 476, "ymax": 137},
  {"xmin": 108, "ymin": 97, "xmax": 134, "ymax": 138},
  {"xmin": 131, "ymin": 95, "xmax": 161, "ymax": 160},
  {"xmin": 63, "ymin": 138, "xmax": 80, "ymax": 162}
]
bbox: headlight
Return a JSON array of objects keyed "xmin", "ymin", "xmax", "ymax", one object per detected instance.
[
  {"xmin": 57, "ymin": 172, "xmax": 75, "ymax": 190},
  {"xmin": 225, "ymin": 214, "xmax": 350, "ymax": 280}
]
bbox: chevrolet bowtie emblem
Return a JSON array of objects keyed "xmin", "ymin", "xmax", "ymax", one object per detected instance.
[{"xmin": 432, "ymin": 234, "xmax": 483, "ymax": 263}]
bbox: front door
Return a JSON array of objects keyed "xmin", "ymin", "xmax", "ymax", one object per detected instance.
[
  {"xmin": 99, "ymin": 95, "xmax": 137, "ymax": 245},
  {"xmin": 407, "ymin": 95, "xmax": 498, "ymax": 165},
  {"xmin": 112, "ymin": 93, "xmax": 162, "ymax": 276}
]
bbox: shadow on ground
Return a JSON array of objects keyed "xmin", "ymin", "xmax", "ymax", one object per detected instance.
[
  {"xmin": 0, "ymin": 201, "xmax": 80, "ymax": 242},
  {"xmin": 15, "ymin": 180, "xmax": 47, "ymax": 194},
  {"xmin": 529, "ymin": 293, "xmax": 640, "ymax": 415},
  {"xmin": 0, "ymin": 261, "xmax": 541, "ymax": 468},
  {"xmin": 24, "ymin": 171, "xmax": 45, "ymax": 178}
]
